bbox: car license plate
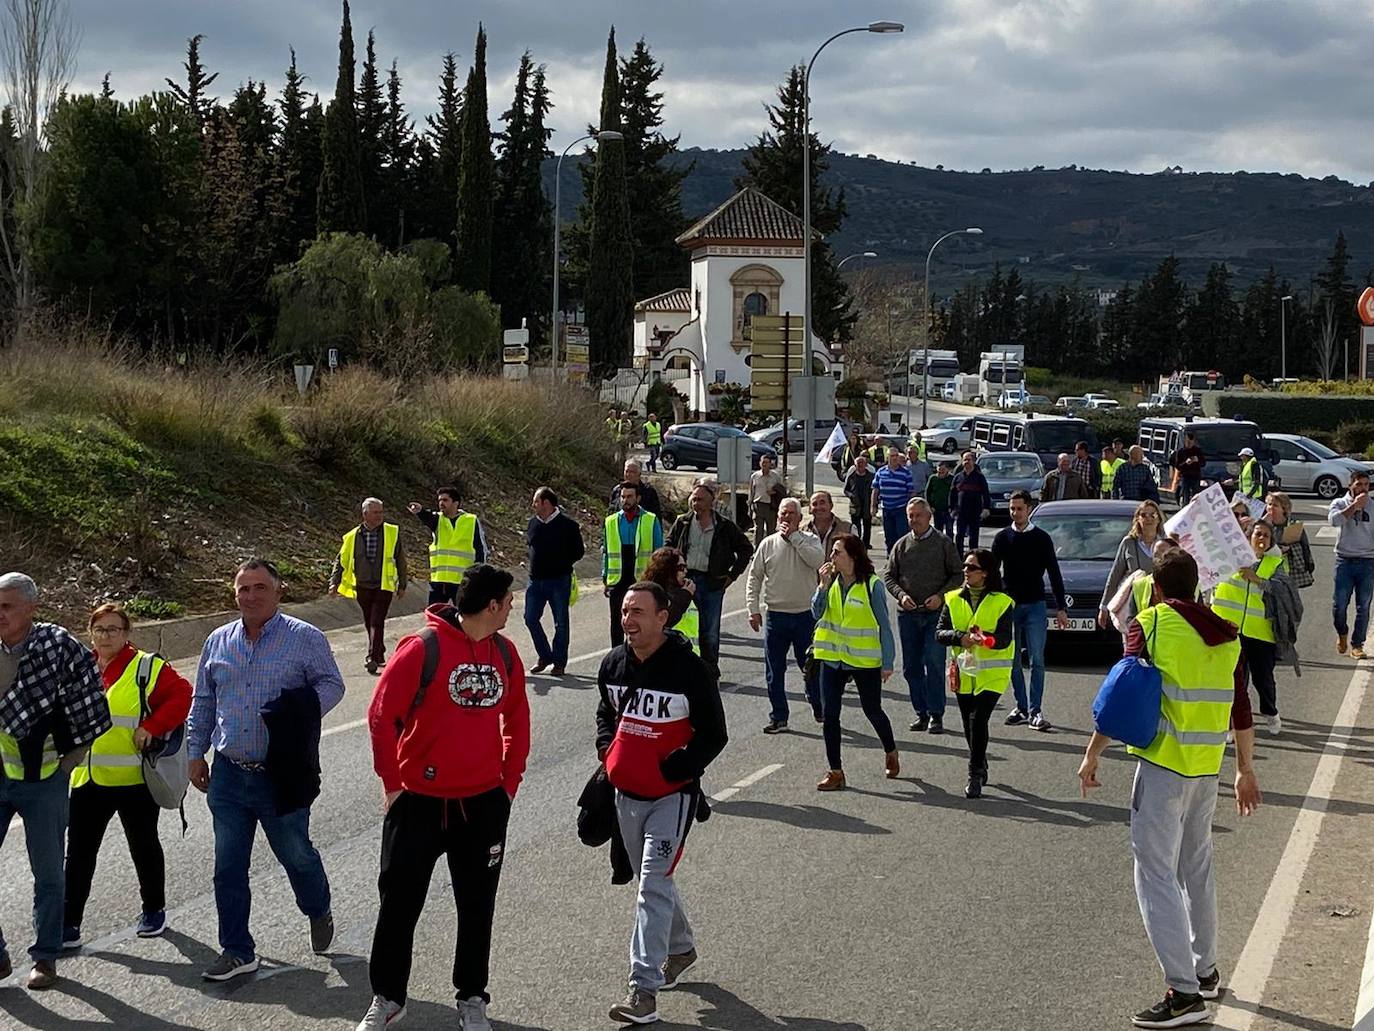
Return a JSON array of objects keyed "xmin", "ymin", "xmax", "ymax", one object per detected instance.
[{"xmin": 1049, "ymin": 616, "xmax": 1097, "ymax": 632}]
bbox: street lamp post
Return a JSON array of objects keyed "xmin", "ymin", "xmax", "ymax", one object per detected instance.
[
  {"xmin": 551, "ymin": 129, "xmax": 623, "ymax": 378},
  {"xmin": 1280, "ymin": 294, "xmax": 1294, "ymax": 382},
  {"xmin": 836, "ymin": 250, "xmax": 878, "ymax": 271},
  {"xmin": 803, "ymin": 22, "xmax": 902, "ymax": 495},
  {"xmin": 919, "ymin": 227, "xmax": 983, "ymax": 429}
]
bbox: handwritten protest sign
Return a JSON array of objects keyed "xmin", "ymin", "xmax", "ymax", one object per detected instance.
[{"xmin": 1163, "ymin": 483, "xmax": 1256, "ymax": 591}]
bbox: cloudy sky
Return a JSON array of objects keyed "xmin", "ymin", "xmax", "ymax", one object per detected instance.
[{"xmin": 69, "ymin": 0, "xmax": 1374, "ymax": 183}]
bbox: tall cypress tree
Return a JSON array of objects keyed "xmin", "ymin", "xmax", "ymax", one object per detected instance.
[
  {"xmin": 455, "ymin": 25, "xmax": 493, "ymax": 293},
  {"xmin": 492, "ymin": 52, "xmax": 554, "ymax": 345},
  {"xmin": 357, "ymin": 29, "xmax": 386, "ymax": 238},
  {"xmin": 737, "ymin": 65, "xmax": 854, "ymax": 346},
  {"xmin": 166, "ymin": 34, "xmax": 220, "ymax": 128},
  {"xmin": 418, "ymin": 52, "xmax": 462, "ymax": 243},
  {"xmin": 585, "ymin": 27, "xmax": 635, "ymax": 375},
  {"xmin": 1317, "ymin": 230, "xmax": 1358, "ymax": 360},
  {"xmin": 380, "ymin": 60, "xmax": 415, "ymax": 248},
  {"xmin": 317, "ymin": 0, "xmax": 366, "ymax": 234},
  {"xmin": 276, "ymin": 48, "xmax": 323, "ymax": 258},
  {"xmin": 618, "ymin": 39, "xmax": 689, "ymax": 300}
]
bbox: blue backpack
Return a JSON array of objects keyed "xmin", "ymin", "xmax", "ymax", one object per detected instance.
[{"xmin": 1092, "ymin": 620, "xmax": 1162, "ymax": 749}]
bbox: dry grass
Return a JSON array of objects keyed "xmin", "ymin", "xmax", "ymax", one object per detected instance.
[{"xmin": 0, "ymin": 325, "xmax": 616, "ymax": 624}]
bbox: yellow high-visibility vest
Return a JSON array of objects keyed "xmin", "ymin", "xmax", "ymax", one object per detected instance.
[
  {"xmin": 944, "ymin": 589, "xmax": 1016, "ymax": 694},
  {"xmin": 604, "ymin": 511, "xmax": 658, "ymax": 586},
  {"xmin": 0, "ymin": 729, "xmax": 59, "ymax": 782},
  {"xmin": 1211, "ymin": 554, "xmax": 1281, "ymax": 643},
  {"xmin": 1100, "ymin": 458, "xmax": 1125, "ymax": 494},
  {"xmin": 71, "ymin": 651, "xmax": 164, "ymax": 790},
  {"xmin": 1129, "ymin": 604, "xmax": 1239, "ymax": 777},
  {"xmin": 338, "ymin": 523, "xmax": 400, "ymax": 598},
  {"xmin": 674, "ymin": 600, "xmax": 700, "ymax": 655},
  {"xmin": 813, "ymin": 575, "xmax": 885, "ymax": 669},
  {"xmin": 1239, "ymin": 458, "xmax": 1263, "ymax": 498},
  {"xmin": 430, "ymin": 513, "xmax": 478, "ymax": 585},
  {"xmin": 645, "ymin": 421, "xmax": 662, "ymax": 446}
]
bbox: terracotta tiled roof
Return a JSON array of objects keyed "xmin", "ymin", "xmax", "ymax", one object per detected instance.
[
  {"xmin": 675, "ymin": 187, "xmax": 807, "ymax": 246},
  {"xmin": 634, "ymin": 287, "xmax": 692, "ymax": 313}
]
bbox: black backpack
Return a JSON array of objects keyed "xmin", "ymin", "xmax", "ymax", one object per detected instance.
[{"xmin": 402, "ymin": 627, "xmax": 516, "ymax": 728}]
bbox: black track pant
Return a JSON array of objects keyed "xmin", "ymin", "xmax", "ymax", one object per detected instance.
[
  {"xmin": 957, "ymin": 690, "xmax": 1000, "ymax": 778},
  {"xmin": 368, "ymin": 787, "xmax": 511, "ymax": 1005}
]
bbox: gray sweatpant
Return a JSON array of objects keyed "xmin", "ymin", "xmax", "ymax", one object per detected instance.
[
  {"xmin": 615, "ymin": 790, "xmax": 696, "ymax": 993},
  {"xmin": 1129, "ymin": 761, "xmax": 1219, "ymax": 995}
]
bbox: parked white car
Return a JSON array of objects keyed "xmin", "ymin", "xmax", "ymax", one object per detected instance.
[
  {"xmin": 1267, "ymin": 433, "xmax": 1374, "ymax": 500},
  {"xmin": 1086, "ymin": 397, "xmax": 1120, "ymax": 410},
  {"xmin": 1055, "ymin": 396, "xmax": 1088, "ymax": 413},
  {"xmin": 1137, "ymin": 393, "xmax": 1167, "ymax": 410},
  {"xmin": 920, "ymin": 416, "xmax": 975, "ymax": 454}
]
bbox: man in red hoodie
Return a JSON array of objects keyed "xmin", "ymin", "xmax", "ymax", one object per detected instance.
[
  {"xmin": 596, "ymin": 581, "xmax": 727, "ymax": 1025},
  {"xmin": 358, "ymin": 564, "xmax": 530, "ymax": 1031},
  {"xmin": 1078, "ymin": 549, "xmax": 1262, "ymax": 1029}
]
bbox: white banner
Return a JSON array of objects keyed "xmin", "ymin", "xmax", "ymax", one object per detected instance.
[
  {"xmin": 1163, "ymin": 482, "xmax": 1256, "ymax": 592},
  {"xmin": 816, "ymin": 421, "xmax": 849, "ymax": 464}
]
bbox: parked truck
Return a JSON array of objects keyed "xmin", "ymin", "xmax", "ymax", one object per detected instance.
[
  {"xmin": 1158, "ymin": 370, "xmax": 1225, "ymax": 406},
  {"xmin": 979, "ymin": 345, "xmax": 1025, "ymax": 405},
  {"xmin": 909, "ymin": 348, "xmax": 961, "ymax": 397}
]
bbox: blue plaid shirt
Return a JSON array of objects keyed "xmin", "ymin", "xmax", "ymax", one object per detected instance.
[{"xmin": 188, "ymin": 612, "xmax": 345, "ymax": 763}]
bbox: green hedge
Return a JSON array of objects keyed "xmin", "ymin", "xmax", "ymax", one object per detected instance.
[{"xmin": 1213, "ymin": 394, "xmax": 1374, "ymax": 432}]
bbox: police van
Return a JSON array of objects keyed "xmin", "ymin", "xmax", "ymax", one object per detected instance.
[
  {"xmin": 1136, "ymin": 416, "xmax": 1277, "ymax": 501},
  {"xmin": 970, "ymin": 413, "xmax": 1099, "ymax": 469}
]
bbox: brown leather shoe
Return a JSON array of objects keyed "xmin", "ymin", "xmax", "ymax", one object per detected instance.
[
  {"xmin": 816, "ymin": 770, "xmax": 846, "ymax": 791},
  {"xmin": 884, "ymin": 750, "xmax": 901, "ymax": 779},
  {"xmin": 26, "ymin": 960, "xmax": 57, "ymax": 990},
  {"xmin": 550, "ymin": 665, "xmax": 566, "ymax": 676},
  {"xmin": 1338, "ymin": 634, "xmax": 1349, "ymax": 654}
]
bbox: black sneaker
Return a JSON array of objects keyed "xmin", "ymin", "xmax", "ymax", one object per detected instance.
[
  {"xmin": 1131, "ymin": 989, "xmax": 1208, "ymax": 1028},
  {"xmin": 964, "ymin": 775, "xmax": 982, "ymax": 799},
  {"xmin": 909, "ymin": 714, "xmax": 930, "ymax": 733},
  {"xmin": 762, "ymin": 720, "xmax": 789, "ymax": 735},
  {"xmin": 928, "ymin": 717, "xmax": 944, "ymax": 735},
  {"xmin": 1004, "ymin": 709, "xmax": 1028, "ymax": 727},
  {"xmin": 1028, "ymin": 710, "xmax": 1052, "ymax": 732},
  {"xmin": 1197, "ymin": 969, "xmax": 1221, "ymax": 1001}
]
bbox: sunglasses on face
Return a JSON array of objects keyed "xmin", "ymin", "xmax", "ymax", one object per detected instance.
[{"xmin": 963, "ymin": 564, "xmax": 984, "ymax": 572}]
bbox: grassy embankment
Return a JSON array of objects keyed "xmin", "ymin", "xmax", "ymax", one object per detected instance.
[{"xmin": 0, "ymin": 332, "xmax": 616, "ymax": 626}]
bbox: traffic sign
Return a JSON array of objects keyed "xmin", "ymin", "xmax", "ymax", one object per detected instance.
[
  {"xmin": 503, "ymin": 328, "xmax": 530, "ymax": 347},
  {"xmin": 716, "ymin": 436, "xmax": 753, "ymax": 485},
  {"xmin": 565, "ymin": 343, "xmax": 590, "ymax": 363},
  {"xmin": 503, "ymin": 345, "xmax": 529, "ymax": 364}
]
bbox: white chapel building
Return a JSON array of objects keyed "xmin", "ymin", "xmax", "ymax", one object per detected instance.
[{"xmin": 631, "ymin": 187, "xmax": 837, "ymax": 416}]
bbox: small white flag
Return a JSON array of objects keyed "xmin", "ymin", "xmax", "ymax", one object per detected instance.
[{"xmin": 816, "ymin": 421, "xmax": 849, "ymax": 464}]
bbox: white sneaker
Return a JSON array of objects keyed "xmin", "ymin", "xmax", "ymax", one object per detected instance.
[
  {"xmin": 458, "ymin": 996, "xmax": 492, "ymax": 1030},
  {"xmin": 1267, "ymin": 714, "xmax": 1282, "ymax": 736},
  {"xmin": 356, "ymin": 995, "xmax": 405, "ymax": 1030}
]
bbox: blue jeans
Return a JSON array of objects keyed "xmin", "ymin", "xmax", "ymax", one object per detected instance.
[
  {"xmin": 1333, "ymin": 556, "xmax": 1374, "ymax": 647},
  {"xmin": 208, "ymin": 758, "xmax": 331, "ymax": 960},
  {"xmin": 0, "ymin": 770, "xmax": 69, "ymax": 963},
  {"xmin": 524, "ymin": 574, "xmax": 572, "ymax": 665},
  {"xmin": 689, "ymin": 574, "xmax": 725, "ymax": 674},
  {"xmin": 898, "ymin": 609, "xmax": 946, "ymax": 718},
  {"xmin": 763, "ymin": 610, "xmax": 816, "ymax": 723},
  {"xmin": 882, "ymin": 508, "xmax": 907, "ymax": 555},
  {"xmin": 1010, "ymin": 601, "xmax": 1048, "ymax": 714}
]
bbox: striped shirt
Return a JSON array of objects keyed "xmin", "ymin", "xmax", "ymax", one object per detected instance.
[
  {"xmin": 188, "ymin": 611, "xmax": 346, "ymax": 764},
  {"xmin": 873, "ymin": 464, "xmax": 915, "ymax": 512}
]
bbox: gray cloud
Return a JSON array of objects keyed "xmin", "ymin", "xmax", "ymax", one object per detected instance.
[{"xmin": 67, "ymin": 0, "xmax": 1374, "ymax": 182}]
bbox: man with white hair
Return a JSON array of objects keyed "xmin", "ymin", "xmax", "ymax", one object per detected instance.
[
  {"xmin": 330, "ymin": 497, "xmax": 408, "ymax": 675},
  {"xmin": 1042, "ymin": 453, "xmax": 1090, "ymax": 501},
  {"xmin": 0, "ymin": 572, "xmax": 110, "ymax": 990},
  {"xmin": 746, "ymin": 497, "xmax": 825, "ymax": 733},
  {"xmin": 608, "ymin": 459, "xmax": 661, "ymax": 518}
]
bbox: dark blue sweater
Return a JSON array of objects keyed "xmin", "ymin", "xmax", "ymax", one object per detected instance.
[{"xmin": 527, "ymin": 511, "xmax": 586, "ymax": 580}]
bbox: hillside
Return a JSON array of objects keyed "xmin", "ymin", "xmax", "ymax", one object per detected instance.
[
  {"xmin": 0, "ymin": 335, "xmax": 618, "ymax": 628},
  {"xmin": 548, "ymin": 149, "xmax": 1374, "ymax": 289}
]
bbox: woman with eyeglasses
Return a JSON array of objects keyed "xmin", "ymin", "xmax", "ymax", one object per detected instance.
[
  {"xmin": 810, "ymin": 533, "xmax": 898, "ymax": 791},
  {"xmin": 1100, "ymin": 500, "xmax": 1166, "ymax": 628},
  {"xmin": 936, "ymin": 548, "xmax": 1016, "ymax": 799},
  {"xmin": 643, "ymin": 547, "xmax": 699, "ymax": 655},
  {"xmin": 63, "ymin": 603, "xmax": 193, "ymax": 949}
]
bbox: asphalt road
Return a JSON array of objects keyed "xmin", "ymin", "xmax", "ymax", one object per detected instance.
[{"xmin": 1, "ymin": 491, "xmax": 1370, "ymax": 1031}]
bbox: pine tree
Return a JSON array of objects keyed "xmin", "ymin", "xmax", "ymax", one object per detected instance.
[
  {"xmin": 276, "ymin": 48, "xmax": 323, "ymax": 258},
  {"xmin": 584, "ymin": 27, "xmax": 635, "ymax": 374},
  {"xmin": 1099, "ymin": 284, "xmax": 1136, "ymax": 373},
  {"xmin": 1130, "ymin": 256, "xmax": 1187, "ymax": 376},
  {"xmin": 357, "ymin": 28, "xmax": 386, "ymax": 238},
  {"xmin": 455, "ymin": 25, "xmax": 494, "ymax": 293},
  {"xmin": 1182, "ymin": 262, "xmax": 1238, "ymax": 372},
  {"xmin": 617, "ymin": 38, "xmax": 689, "ymax": 300},
  {"xmin": 1317, "ymin": 230, "xmax": 1358, "ymax": 364},
  {"xmin": 736, "ymin": 65, "xmax": 854, "ymax": 345},
  {"xmin": 317, "ymin": 0, "xmax": 366, "ymax": 234},
  {"xmin": 418, "ymin": 52, "xmax": 462, "ymax": 243},
  {"xmin": 1238, "ymin": 266, "xmax": 1284, "ymax": 382},
  {"xmin": 379, "ymin": 60, "xmax": 415, "ymax": 248},
  {"xmin": 100, "ymin": 73, "xmax": 114, "ymax": 100},
  {"xmin": 166, "ymin": 34, "xmax": 220, "ymax": 127},
  {"xmin": 492, "ymin": 52, "xmax": 554, "ymax": 346}
]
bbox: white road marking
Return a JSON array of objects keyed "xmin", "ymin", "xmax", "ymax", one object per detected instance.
[
  {"xmin": 709, "ymin": 763, "xmax": 784, "ymax": 803},
  {"xmin": 1213, "ymin": 666, "xmax": 1370, "ymax": 1030},
  {"xmin": 1357, "ymin": 898, "xmax": 1374, "ymax": 1030},
  {"xmin": 1316, "ymin": 526, "xmax": 1339, "ymax": 541}
]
